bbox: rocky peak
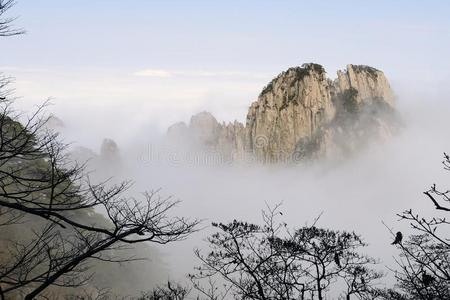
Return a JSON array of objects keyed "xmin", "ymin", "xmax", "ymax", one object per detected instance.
[
  {"xmin": 246, "ymin": 63, "xmax": 336, "ymax": 162},
  {"xmin": 188, "ymin": 111, "xmax": 221, "ymax": 144},
  {"xmin": 167, "ymin": 122, "xmax": 189, "ymax": 139},
  {"xmin": 335, "ymin": 64, "xmax": 394, "ymax": 107},
  {"xmin": 100, "ymin": 138, "xmax": 120, "ymax": 161},
  {"xmin": 167, "ymin": 121, "xmax": 188, "ymax": 133},
  {"xmin": 259, "ymin": 63, "xmax": 326, "ymax": 97},
  {"xmin": 190, "ymin": 111, "xmax": 219, "ymax": 128},
  {"xmin": 45, "ymin": 114, "xmax": 65, "ymax": 131},
  {"xmin": 167, "ymin": 63, "xmax": 398, "ymax": 164}
]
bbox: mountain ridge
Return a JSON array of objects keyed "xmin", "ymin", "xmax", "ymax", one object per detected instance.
[{"xmin": 167, "ymin": 63, "xmax": 398, "ymax": 164}]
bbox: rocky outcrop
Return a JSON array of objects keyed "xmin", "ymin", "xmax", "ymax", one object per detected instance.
[
  {"xmin": 70, "ymin": 138, "xmax": 122, "ymax": 174},
  {"xmin": 335, "ymin": 65, "xmax": 394, "ymax": 107},
  {"xmin": 167, "ymin": 63, "xmax": 398, "ymax": 164},
  {"xmin": 245, "ymin": 64, "xmax": 335, "ymax": 162},
  {"xmin": 100, "ymin": 138, "xmax": 120, "ymax": 161},
  {"xmin": 167, "ymin": 113, "xmax": 247, "ymax": 162}
]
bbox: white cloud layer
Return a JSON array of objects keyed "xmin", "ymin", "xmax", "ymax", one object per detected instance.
[
  {"xmin": 133, "ymin": 69, "xmax": 269, "ymax": 79},
  {"xmin": 133, "ymin": 69, "xmax": 172, "ymax": 78}
]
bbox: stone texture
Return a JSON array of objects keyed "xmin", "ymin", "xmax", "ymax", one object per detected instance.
[
  {"xmin": 245, "ymin": 63, "xmax": 335, "ymax": 162},
  {"xmin": 335, "ymin": 65, "xmax": 395, "ymax": 107},
  {"xmin": 167, "ymin": 63, "xmax": 398, "ymax": 164}
]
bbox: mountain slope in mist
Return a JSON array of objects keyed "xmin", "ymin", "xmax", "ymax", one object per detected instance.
[{"xmin": 167, "ymin": 63, "xmax": 399, "ymax": 164}]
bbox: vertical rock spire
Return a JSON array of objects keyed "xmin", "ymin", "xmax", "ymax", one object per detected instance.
[{"xmin": 167, "ymin": 63, "xmax": 397, "ymax": 164}]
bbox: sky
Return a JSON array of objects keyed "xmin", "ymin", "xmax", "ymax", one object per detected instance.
[{"xmin": 1, "ymin": 0, "xmax": 450, "ymax": 145}]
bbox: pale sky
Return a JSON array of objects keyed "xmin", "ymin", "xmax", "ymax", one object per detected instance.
[{"xmin": 1, "ymin": 0, "xmax": 450, "ymax": 145}]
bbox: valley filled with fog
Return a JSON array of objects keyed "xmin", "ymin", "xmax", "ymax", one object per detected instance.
[{"xmin": 27, "ymin": 79, "xmax": 449, "ymax": 291}]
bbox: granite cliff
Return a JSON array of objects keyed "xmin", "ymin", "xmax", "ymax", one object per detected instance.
[{"xmin": 167, "ymin": 63, "xmax": 398, "ymax": 163}]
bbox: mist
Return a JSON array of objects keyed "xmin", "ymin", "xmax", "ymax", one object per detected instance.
[{"xmin": 20, "ymin": 75, "xmax": 447, "ymax": 294}]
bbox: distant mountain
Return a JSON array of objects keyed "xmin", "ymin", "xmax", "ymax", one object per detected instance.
[
  {"xmin": 44, "ymin": 114, "xmax": 65, "ymax": 131},
  {"xmin": 167, "ymin": 63, "xmax": 399, "ymax": 164},
  {"xmin": 0, "ymin": 118, "xmax": 165, "ymax": 298}
]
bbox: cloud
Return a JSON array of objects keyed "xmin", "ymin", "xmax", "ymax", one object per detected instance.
[
  {"xmin": 0, "ymin": 66, "xmax": 50, "ymax": 73},
  {"xmin": 133, "ymin": 69, "xmax": 270, "ymax": 79},
  {"xmin": 133, "ymin": 69, "xmax": 173, "ymax": 78}
]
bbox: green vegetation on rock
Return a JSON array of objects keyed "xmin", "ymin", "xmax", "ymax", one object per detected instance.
[{"xmin": 342, "ymin": 87, "xmax": 359, "ymax": 115}]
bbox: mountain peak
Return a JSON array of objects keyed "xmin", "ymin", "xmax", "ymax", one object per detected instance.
[{"xmin": 167, "ymin": 63, "xmax": 398, "ymax": 164}]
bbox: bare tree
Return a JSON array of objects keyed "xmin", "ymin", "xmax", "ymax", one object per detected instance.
[
  {"xmin": 138, "ymin": 281, "xmax": 191, "ymax": 300},
  {"xmin": 0, "ymin": 0, "xmax": 24, "ymax": 36},
  {"xmin": 0, "ymin": 2, "xmax": 198, "ymax": 298},
  {"xmin": 190, "ymin": 276, "xmax": 231, "ymax": 300},
  {"xmin": 384, "ymin": 153, "xmax": 450, "ymax": 299},
  {"xmin": 278, "ymin": 224, "xmax": 382, "ymax": 300},
  {"xmin": 0, "ymin": 29, "xmax": 198, "ymax": 300},
  {"xmin": 191, "ymin": 205, "xmax": 382, "ymax": 300},
  {"xmin": 0, "ymin": 100, "xmax": 198, "ymax": 300}
]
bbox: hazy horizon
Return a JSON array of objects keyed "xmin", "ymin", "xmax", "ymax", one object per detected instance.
[{"xmin": 2, "ymin": 0, "xmax": 450, "ymax": 147}]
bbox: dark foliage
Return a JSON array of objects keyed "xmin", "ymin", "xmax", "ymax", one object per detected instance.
[
  {"xmin": 191, "ymin": 205, "xmax": 382, "ymax": 300},
  {"xmin": 384, "ymin": 153, "xmax": 450, "ymax": 299}
]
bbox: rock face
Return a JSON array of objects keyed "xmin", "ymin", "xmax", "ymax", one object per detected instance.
[
  {"xmin": 246, "ymin": 64, "xmax": 335, "ymax": 162},
  {"xmin": 167, "ymin": 63, "xmax": 398, "ymax": 164},
  {"xmin": 70, "ymin": 138, "xmax": 121, "ymax": 172},
  {"xmin": 335, "ymin": 65, "xmax": 394, "ymax": 107},
  {"xmin": 167, "ymin": 112, "xmax": 247, "ymax": 163}
]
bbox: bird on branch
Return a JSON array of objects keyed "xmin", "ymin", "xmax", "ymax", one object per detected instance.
[
  {"xmin": 391, "ymin": 231, "xmax": 403, "ymax": 245},
  {"xmin": 334, "ymin": 252, "xmax": 341, "ymax": 267},
  {"xmin": 422, "ymin": 271, "xmax": 435, "ymax": 287}
]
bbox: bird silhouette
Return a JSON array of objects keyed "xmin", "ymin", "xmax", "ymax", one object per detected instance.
[
  {"xmin": 391, "ymin": 231, "xmax": 403, "ymax": 245},
  {"xmin": 422, "ymin": 271, "xmax": 435, "ymax": 287},
  {"xmin": 334, "ymin": 252, "xmax": 341, "ymax": 267}
]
